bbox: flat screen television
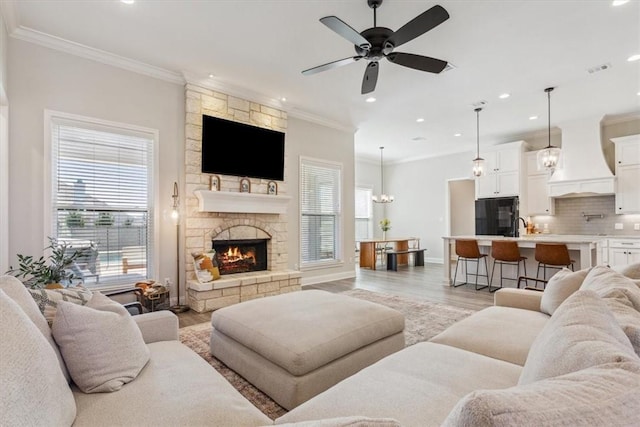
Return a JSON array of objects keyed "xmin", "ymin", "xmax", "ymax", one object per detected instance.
[{"xmin": 201, "ymin": 115, "xmax": 285, "ymax": 181}]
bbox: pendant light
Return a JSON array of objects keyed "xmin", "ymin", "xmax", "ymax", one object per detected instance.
[
  {"xmin": 472, "ymin": 107, "xmax": 485, "ymax": 177},
  {"xmin": 536, "ymin": 87, "xmax": 560, "ymax": 172},
  {"xmin": 372, "ymin": 146, "xmax": 394, "ymax": 203}
]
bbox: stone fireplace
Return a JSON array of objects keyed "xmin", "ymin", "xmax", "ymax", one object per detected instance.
[{"xmin": 183, "ymin": 84, "xmax": 301, "ymax": 312}]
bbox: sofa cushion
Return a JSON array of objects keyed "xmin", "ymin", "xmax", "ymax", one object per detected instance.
[
  {"xmin": 0, "ymin": 290, "xmax": 76, "ymax": 426},
  {"xmin": 28, "ymin": 286, "xmax": 92, "ymax": 325},
  {"xmin": 443, "ymin": 362, "xmax": 640, "ymax": 427},
  {"xmin": 211, "ymin": 290, "xmax": 405, "ymax": 376},
  {"xmin": 430, "ymin": 306, "xmax": 548, "ymax": 366},
  {"xmin": 519, "ymin": 290, "xmax": 637, "ymax": 385},
  {"xmin": 276, "ymin": 342, "xmax": 522, "ymax": 427},
  {"xmin": 52, "ymin": 292, "xmax": 150, "ymax": 393},
  {"xmin": 580, "ymin": 265, "xmax": 640, "ymax": 355},
  {"xmin": 0, "ymin": 275, "xmax": 70, "ymax": 383},
  {"xmin": 539, "ymin": 267, "xmax": 589, "ymax": 315},
  {"xmin": 72, "ymin": 340, "xmax": 272, "ymax": 427}
]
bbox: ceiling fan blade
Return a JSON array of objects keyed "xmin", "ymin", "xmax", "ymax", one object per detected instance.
[
  {"xmin": 361, "ymin": 62, "xmax": 379, "ymax": 95},
  {"xmin": 302, "ymin": 56, "xmax": 362, "ymax": 76},
  {"xmin": 320, "ymin": 16, "xmax": 371, "ymax": 49},
  {"xmin": 386, "ymin": 5, "xmax": 449, "ymax": 48},
  {"xmin": 386, "ymin": 52, "xmax": 448, "ymax": 73}
]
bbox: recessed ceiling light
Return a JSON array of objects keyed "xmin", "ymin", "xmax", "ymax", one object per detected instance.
[
  {"xmin": 637, "ymin": 91, "xmax": 640, "ymax": 96},
  {"xmin": 121, "ymin": 0, "xmax": 135, "ymax": 4},
  {"xmin": 498, "ymin": 93, "xmax": 510, "ymax": 99},
  {"xmin": 529, "ymin": 116, "xmax": 538, "ymax": 120},
  {"xmin": 416, "ymin": 118, "xmax": 424, "ymax": 123},
  {"xmin": 280, "ymin": 97, "xmax": 287, "ymax": 102},
  {"xmin": 612, "ymin": 0, "xmax": 629, "ymax": 6},
  {"xmin": 627, "ymin": 54, "xmax": 640, "ymax": 62},
  {"xmin": 365, "ymin": 97, "xmax": 376, "ymax": 103},
  {"xmin": 412, "ymin": 137, "xmax": 427, "ymax": 141},
  {"xmin": 208, "ymin": 73, "xmax": 215, "ymax": 78},
  {"xmin": 454, "ymin": 133, "xmax": 462, "ymax": 137}
]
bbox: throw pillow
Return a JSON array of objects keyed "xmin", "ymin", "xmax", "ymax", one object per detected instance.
[
  {"xmin": 519, "ymin": 290, "xmax": 636, "ymax": 385},
  {"xmin": 0, "ymin": 275, "xmax": 71, "ymax": 383},
  {"xmin": 443, "ymin": 362, "xmax": 640, "ymax": 427},
  {"xmin": 539, "ymin": 267, "xmax": 590, "ymax": 315},
  {"xmin": 611, "ymin": 261, "xmax": 640, "ymax": 280},
  {"xmin": 0, "ymin": 290, "xmax": 76, "ymax": 426},
  {"xmin": 28, "ymin": 286, "xmax": 93, "ymax": 325},
  {"xmin": 580, "ymin": 265, "xmax": 640, "ymax": 356},
  {"xmin": 192, "ymin": 251, "xmax": 221, "ymax": 283},
  {"xmin": 52, "ymin": 292, "xmax": 150, "ymax": 393}
]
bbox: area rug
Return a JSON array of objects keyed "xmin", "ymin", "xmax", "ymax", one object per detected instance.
[{"xmin": 179, "ymin": 289, "xmax": 476, "ymax": 420}]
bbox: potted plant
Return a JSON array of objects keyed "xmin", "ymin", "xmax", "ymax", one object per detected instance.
[
  {"xmin": 6, "ymin": 237, "xmax": 79, "ymax": 289},
  {"xmin": 380, "ymin": 218, "xmax": 391, "ymax": 240},
  {"xmin": 65, "ymin": 212, "xmax": 85, "ymax": 228}
]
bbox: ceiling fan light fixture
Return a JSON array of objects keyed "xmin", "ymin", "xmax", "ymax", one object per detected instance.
[
  {"xmin": 372, "ymin": 146, "xmax": 394, "ymax": 204},
  {"xmin": 536, "ymin": 87, "xmax": 560, "ymax": 172},
  {"xmin": 472, "ymin": 108, "xmax": 484, "ymax": 178}
]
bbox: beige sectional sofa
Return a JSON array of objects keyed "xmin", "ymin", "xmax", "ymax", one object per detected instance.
[{"xmin": 277, "ymin": 265, "xmax": 640, "ymax": 426}]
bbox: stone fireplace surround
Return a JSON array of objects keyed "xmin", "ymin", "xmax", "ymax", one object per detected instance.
[{"xmin": 184, "ymin": 84, "xmax": 300, "ymax": 312}]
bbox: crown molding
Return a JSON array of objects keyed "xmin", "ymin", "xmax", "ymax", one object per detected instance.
[
  {"xmin": 0, "ymin": 1, "xmax": 19, "ymax": 35},
  {"xmin": 10, "ymin": 26, "xmax": 185, "ymax": 85},
  {"xmin": 286, "ymin": 108, "xmax": 355, "ymax": 134}
]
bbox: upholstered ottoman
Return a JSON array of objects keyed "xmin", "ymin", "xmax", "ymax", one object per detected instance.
[{"xmin": 209, "ymin": 290, "xmax": 405, "ymax": 410}]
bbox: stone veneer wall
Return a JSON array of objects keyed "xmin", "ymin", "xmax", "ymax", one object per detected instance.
[{"xmin": 183, "ymin": 83, "xmax": 298, "ymax": 311}]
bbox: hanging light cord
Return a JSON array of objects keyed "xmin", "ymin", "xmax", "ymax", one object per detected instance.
[
  {"xmin": 475, "ymin": 108, "xmax": 481, "ymax": 157},
  {"xmin": 545, "ymin": 87, "xmax": 554, "ymax": 148}
]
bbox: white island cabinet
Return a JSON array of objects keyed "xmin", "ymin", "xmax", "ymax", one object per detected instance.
[{"xmin": 442, "ymin": 235, "xmax": 606, "ymax": 285}]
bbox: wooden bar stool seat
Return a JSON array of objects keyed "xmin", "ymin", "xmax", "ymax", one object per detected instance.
[
  {"xmin": 452, "ymin": 239, "xmax": 489, "ymax": 291},
  {"xmin": 490, "ymin": 240, "xmax": 527, "ymax": 293},
  {"xmin": 535, "ymin": 243, "xmax": 575, "ymax": 285}
]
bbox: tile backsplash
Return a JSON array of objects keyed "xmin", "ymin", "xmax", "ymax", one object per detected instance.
[{"xmin": 530, "ymin": 195, "xmax": 640, "ymax": 236}]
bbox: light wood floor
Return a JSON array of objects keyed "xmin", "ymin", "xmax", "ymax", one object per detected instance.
[{"xmin": 177, "ymin": 263, "xmax": 498, "ymax": 328}]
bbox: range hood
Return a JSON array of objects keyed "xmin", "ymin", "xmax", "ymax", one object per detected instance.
[{"xmin": 547, "ymin": 116, "xmax": 615, "ymax": 198}]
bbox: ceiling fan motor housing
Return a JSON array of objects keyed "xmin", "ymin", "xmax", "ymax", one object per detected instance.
[
  {"xmin": 355, "ymin": 27, "xmax": 395, "ymax": 60},
  {"xmin": 367, "ymin": 0, "xmax": 384, "ymax": 9}
]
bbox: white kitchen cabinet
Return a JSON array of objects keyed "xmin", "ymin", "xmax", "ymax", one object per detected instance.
[
  {"xmin": 476, "ymin": 141, "xmax": 525, "ymax": 199},
  {"xmin": 524, "ymin": 151, "xmax": 554, "ymax": 215},
  {"xmin": 612, "ymin": 135, "xmax": 640, "ymax": 214},
  {"xmin": 609, "ymin": 239, "xmax": 640, "ymax": 265}
]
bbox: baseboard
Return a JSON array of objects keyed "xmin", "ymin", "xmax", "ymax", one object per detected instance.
[
  {"xmin": 301, "ymin": 270, "xmax": 356, "ymax": 286},
  {"xmin": 426, "ymin": 257, "xmax": 444, "ymax": 264}
]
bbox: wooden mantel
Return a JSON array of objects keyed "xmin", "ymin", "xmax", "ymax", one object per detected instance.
[{"xmin": 194, "ymin": 190, "xmax": 291, "ymax": 214}]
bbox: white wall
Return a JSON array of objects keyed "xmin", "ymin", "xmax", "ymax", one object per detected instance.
[
  {"xmin": 286, "ymin": 117, "xmax": 356, "ymax": 284},
  {"xmin": 7, "ymin": 39, "xmax": 184, "ymax": 293},
  {"xmin": 0, "ymin": 15, "xmax": 8, "ymax": 272},
  {"xmin": 355, "ymin": 159, "xmax": 386, "ymax": 237},
  {"xmin": 379, "ymin": 151, "xmax": 474, "ymax": 263}
]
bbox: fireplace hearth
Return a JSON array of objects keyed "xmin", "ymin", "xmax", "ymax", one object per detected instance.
[{"xmin": 212, "ymin": 238, "xmax": 269, "ymax": 275}]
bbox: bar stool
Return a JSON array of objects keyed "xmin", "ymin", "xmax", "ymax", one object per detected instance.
[
  {"xmin": 452, "ymin": 239, "xmax": 489, "ymax": 291},
  {"xmin": 535, "ymin": 243, "xmax": 575, "ymax": 284},
  {"xmin": 490, "ymin": 240, "xmax": 527, "ymax": 293}
]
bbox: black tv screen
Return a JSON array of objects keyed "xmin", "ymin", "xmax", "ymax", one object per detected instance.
[{"xmin": 201, "ymin": 115, "xmax": 285, "ymax": 181}]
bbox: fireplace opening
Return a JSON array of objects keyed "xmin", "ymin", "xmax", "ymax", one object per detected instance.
[{"xmin": 212, "ymin": 238, "xmax": 269, "ymax": 275}]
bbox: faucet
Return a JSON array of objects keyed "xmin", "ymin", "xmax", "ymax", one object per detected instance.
[{"xmin": 514, "ymin": 217, "xmax": 528, "ymax": 237}]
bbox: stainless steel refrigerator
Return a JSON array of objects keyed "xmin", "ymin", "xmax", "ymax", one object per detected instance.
[{"xmin": 475, "ymin": 196, "xmax": 519, "ymax": 237}]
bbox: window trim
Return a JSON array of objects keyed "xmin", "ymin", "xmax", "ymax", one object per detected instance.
[
  {"xmin": 43, "ymin": 109, "xmax": 160, "ymax": 288},
  {"xmin": 299, "ymin": 155, "xmax": 343, "ymax": 271}
]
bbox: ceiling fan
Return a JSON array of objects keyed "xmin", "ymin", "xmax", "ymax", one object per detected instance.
[{"xmin": 302, "ymin": 0, "xmax": 450, "ymax": 95}]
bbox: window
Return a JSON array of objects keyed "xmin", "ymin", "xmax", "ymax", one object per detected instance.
[
  {"xmin": 47, "ymin": 111, "xmax": 157, "ymax": 288},
  {"xmin": 355, "ymin": 186, "xmax": 373, "ymax": 241},
  {"xmin": 300, "ymin": 157, "xmax": 342, "ymax": 268}
]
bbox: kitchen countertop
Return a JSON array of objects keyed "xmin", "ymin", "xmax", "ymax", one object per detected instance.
[{"xmin": 443, "ymin": 235, "xmax": 608, "ymax": 244}]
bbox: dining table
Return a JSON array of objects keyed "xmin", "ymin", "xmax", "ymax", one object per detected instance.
[{"xmin": 357, "ymin": 237, "xmax": 420, "ymax": 270}]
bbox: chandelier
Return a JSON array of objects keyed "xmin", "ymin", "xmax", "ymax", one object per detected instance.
[{"xmin": 372, "ymin": 146, "xmax": 394, "ymax": 204}]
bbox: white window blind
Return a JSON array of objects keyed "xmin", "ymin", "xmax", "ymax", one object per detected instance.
[
  {"xmin": 50, "ymin": 118, "xmax": 154, "ymax": 288},
  {"xmin": 300, "ymin": 158, "xmax": 341, "ymax": 266},
  {"xmin": 355, "ymin": 187, "xmax": 373, "ymax": 240}
]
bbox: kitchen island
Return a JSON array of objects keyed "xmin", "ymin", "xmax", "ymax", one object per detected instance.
[{"xmin": 442, "ymin": 235, "xmax": 607, "ymax": 285}]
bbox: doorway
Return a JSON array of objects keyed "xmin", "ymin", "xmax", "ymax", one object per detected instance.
[{"xmin": 447, "ymin": 179, "xmax": 475, "ymax": 237}]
